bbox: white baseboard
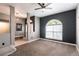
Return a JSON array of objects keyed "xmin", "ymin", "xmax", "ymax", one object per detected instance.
[
  {"xmin": 26, "ymin": 39, "xmax": 40, "ymax": 43},
  {"xmin": 76, "ymin": 45, "xmax": 79, "ymax": 53},
  {"xmin": 15, "ymin": 38, "xmax": 40, "ymax": 47},
  {"xmin": 41, "ymin": 38, "xmax": 79, "ymax": 53},
  {"xmin": 0, "ymin": 45, "xmax": 16, "ymax": 56},
  {"xmin": 40, "ymin": 38, "xmax": 76, "ymax": 46}
]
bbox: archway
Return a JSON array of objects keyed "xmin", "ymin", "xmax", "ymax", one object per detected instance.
[{"xmin": 46, "ymin": 19, "xmax": 63, "ymax": 40}]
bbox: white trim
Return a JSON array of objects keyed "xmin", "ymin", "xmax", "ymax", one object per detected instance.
[
  {"xmin": 26, "ymin": 39, "xmax": 40, "ymax": 43},
  {"xmin": 15, "ymin": 38, "xmax": 40, "ymax": 47},
  {"xmin": 41, "ymin": 38, "xmax": 79, "ymax": 52},
  {"xmin": 40, "ymin": 38, "xmax": 76, "ymax": 46},
  {"xmin": 6, "ymin": 38, "xmax": 77, "ymax": 56},
  {"xmin": 76, "ymin": 46, "xmax": 79, "ymax": 51},
  {"xmin": 0, "ymin": 45, "xmax": 16, "ymax": 56},
  {"xmin": 76, "ymin": 4, "xmax": 79, "ymax": 53}
]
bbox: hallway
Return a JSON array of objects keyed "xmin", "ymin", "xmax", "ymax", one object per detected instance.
[{"xmin": 15, "ymin": 38, "xmax": 27, "ymax": 47}]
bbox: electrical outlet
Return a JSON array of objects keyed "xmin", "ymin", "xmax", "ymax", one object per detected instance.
[{"xmin": 2, "ymin": 43, "xmax": 5, "ymax": 45}]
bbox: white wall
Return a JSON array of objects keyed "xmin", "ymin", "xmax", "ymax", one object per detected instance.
[
  {"xmin": 0, "ymin": 13, "xmax": 10, "ymax": 48},
  {"xmin": 15, "ymin": 18, "xmax": 25, "ymax": 37},
  {"xmin": 0, "ymin": 6, "xmax": 16, "ymax": 55},
  {"xmin": 27, "ymin": 15, "xmax": 40, "ymax": 40},
  {"xmin": 10, "ymin": 6, "xmax": 16, "ymax": 45},
  {"xmin": 31, "ymin": 17, "xmax": 40, "ymax": 39},
  {"xmin": 0, "ymin": 33, "xmax": 10, "ymax": 48},
  {"xmin": 77, "ymin": 4, "xmax": 79, "ymax": 46}
]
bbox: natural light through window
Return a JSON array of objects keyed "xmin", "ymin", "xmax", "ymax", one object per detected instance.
[{"xmin": 46, "ymin": 19, "xmax": 62, "ymax": 40}]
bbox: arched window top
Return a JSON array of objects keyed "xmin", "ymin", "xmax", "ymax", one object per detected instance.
[
  {"xmin": 46, "ymin": 19, "xmax": 62, "ymax": 40},
  {"xmin": 47, "ymin": 19, "xmax": 62, "ymax": 26}
]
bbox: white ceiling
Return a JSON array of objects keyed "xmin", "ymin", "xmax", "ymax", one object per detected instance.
[
  {"xmin": 0, "ymin": 3, "xmax": 78, "ymax": 18},
  {"xmin": 0, "ymin": 4, "xmax": 10, "ymax": 15}
]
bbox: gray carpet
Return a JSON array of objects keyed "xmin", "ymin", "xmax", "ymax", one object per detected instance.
[{"xmin": 9, "ymin": 39, "xmax": 79, "ymax": 56}]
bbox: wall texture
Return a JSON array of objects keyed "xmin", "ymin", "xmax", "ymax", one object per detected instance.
[{"xmin": 40, "ymin": 9, "xmax": 76, "ymax": 44}]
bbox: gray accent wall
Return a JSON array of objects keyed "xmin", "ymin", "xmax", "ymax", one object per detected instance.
[{"xmin": 40, "ymin": 9, "xmax": 76, "ymax": 44}]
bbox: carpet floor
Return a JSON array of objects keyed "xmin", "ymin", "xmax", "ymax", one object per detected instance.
[{"xmin": 9, "ymin": 39, "xmax": 79, "ymax": 56}]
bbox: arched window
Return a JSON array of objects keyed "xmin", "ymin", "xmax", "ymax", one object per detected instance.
[{"xmin": 46, "ymin": 19, "xmax": 62, "ymax": 40}]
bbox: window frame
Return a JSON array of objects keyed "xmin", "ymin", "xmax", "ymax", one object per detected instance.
[{"xmin": 46, "ymin": 19, "xmax": 63, "ymax": 40}]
